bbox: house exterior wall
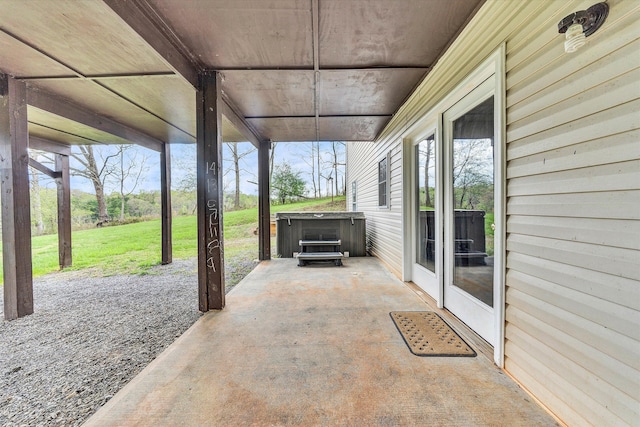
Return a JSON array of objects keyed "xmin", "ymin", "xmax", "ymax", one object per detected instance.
[
  {"xmin": 346, "ymin": 141, "xmax": 403, "ymax": 277},
  {"xmin": 346, "ymin": 0, "xmax": 640, "ymax": 425}
]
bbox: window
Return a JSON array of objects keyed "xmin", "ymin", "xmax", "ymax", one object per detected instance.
[
  {"xmin": 351, "ymin": 181, "xmax": 357, "ymax": 211},
  {"xmin": 378, "ymin": 153, "xmax": 389, "ymax": 207}
]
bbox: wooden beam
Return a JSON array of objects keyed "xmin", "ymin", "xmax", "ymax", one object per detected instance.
[
  {"xmin": 221, "ymin": 94, "xmax": 262, "ymax": 148},
  {"xmin": 28, "ymin": 157, "xmax": 61, "ymax": 179},
  {"xmin": 28, "ymin": 136, "xmax": 71, "ymax": 156},
  {"xmin": 102, "ymin": 0, "xmax": 199, "ymax": 88},
  {"xmin": 102, "ymin": 1, "xmax": 267, "ymax": 147},
  {"xmin": 160, "ymin": 143, "xmax": 172, "ymax": 265},
  {"xmin": 196, "ymin": 71, "xmax": 225, "ymax": 311},
  {"xmin": 258, "ymin": 140, "xmax": 271, "ymax": 260},
  {"xmin": 0, "ymin": 27, "xmax": 192, "ymax": 142},
  {"xmin": 55, "ymin": 153, "xmax": 72, "ymax": 269},
  {"xmin": 183, "ymin": 66, "xmax": 430, "ymax": 72},
  {"xmin": 22, "ymin": 71, "xmax": 176, "ymax": 81},
  {"xmin": 27, "ymin": 88, "xmax": 164, "ymax": 152},
  {"xmin": 0, "ymin": 75, "xmax": 34, "ymax": 320}
]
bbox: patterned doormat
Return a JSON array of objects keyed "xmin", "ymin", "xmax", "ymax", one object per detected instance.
[{"xmin": 390, "ymin": 311, "xmax": 476, "ymax": 357}]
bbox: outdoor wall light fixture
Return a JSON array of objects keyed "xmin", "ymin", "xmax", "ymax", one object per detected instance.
[{"xmin": 558, "ymin": 2, "xmax": 609, "ymax": 53}]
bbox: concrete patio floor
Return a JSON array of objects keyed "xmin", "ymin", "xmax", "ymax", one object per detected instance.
[{"xmin": 84, "ymin": 257, "xmax": 558, "ymax": 426}]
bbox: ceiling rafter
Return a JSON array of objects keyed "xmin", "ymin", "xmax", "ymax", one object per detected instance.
[
  {"xmin": 0, "ymin": 28, "xmax": 85, "ymax": 79},
  {"xmin": 1, "ymin": 0, "xmax": 483, "ymax": 145},
  {"xmin": 1, "ymin": 25, "xmax": 195, "ymax": 144},
  {"xmin": 244, "ymin": 114, "xmax": 392, "ymax": 119},
  {"xmin": 102, "ymin": 0, "xmax": 200, "ymax": 88},
  {"xmin": 29, "ymin": 121, "xmax": 107, "ymax": 146},
  {"xmin": 221, "ymin": 93, "xmax": 263, "ymax": 149},
  {"xmin": 102, "ymin": 0, "xmax": 267, "ymax": 146},
  {"xmin": 28, "ymin": 136, "xmax": 71, "ymax": 156},
  {"xmin": 27, "ymin": 89, "xmax": 164, "ymax": 152},
  {"xmin": 91, "ymin": 79, "xmax": 196, "ymax": 140},
  {"xmin": 20, "ymin": 72, "xmax": 177, "ymax": 81},
  {"xmin": 203, "ymin": 66, "xmax": 432, "ymax": 72}
]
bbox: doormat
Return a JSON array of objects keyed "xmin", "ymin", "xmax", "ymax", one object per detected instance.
[{"xmin": 390, "ymin": 311, "xmax": 476, "ymax": 357}]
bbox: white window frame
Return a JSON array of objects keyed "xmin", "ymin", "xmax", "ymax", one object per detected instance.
[
  {"xmin": 378, "ymin": 151, "xmax": 391, "ymax": 208},
  {"xmin": 351, "ymin": 180, "xmax": 357, "ymax": 211}
]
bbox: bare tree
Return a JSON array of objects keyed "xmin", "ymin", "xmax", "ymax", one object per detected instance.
[
  {"xmin": 330, "ymin": 142, "xmax": 345, "ymax": 197},
  {"xmin": 173, "ymin": 145, "xmax": 196, "ymax": 192},
  {"xmin": 269, "ymin": 141, "xmax": 278, "ymax": 187},
  {"xmin": 418, "ymin": 138, "xmax": 434, "ymax": 207},
  {"xmin": 29, "ymin": 163, "xmax": 45, "ymax": 235},
  {"xmin": 70, "ymin": 145, "xmax": 120, "ymax": 224},
  {"xmin": 452, "ymin": 138, "xmax": 493, "ymax": 209},
  {"xmin": 28, "ymin": 150, "xmax": 56, "ymax": 234},
  {"xmin": 318, "ymin": 142, "xmax": 345, "ymax": 197},
  {"xmin": 111, "ymin": 145, "xmax": 149, "ymax": 221},
  {"xmin": 303, "ymin": 142, "xmax": 318, "ymax": 198},
  {"xmin": 316, "ymin": 142, "xmax": 321, "ymax": 197},
  {"xmin": 224, "ymin": 142, "xmax": 256, "ymax": 210}
]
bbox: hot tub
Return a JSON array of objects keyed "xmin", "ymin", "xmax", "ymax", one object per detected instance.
[{"xmin": 276, "ymin": 212, "xmax": 366, "ymax": 258}]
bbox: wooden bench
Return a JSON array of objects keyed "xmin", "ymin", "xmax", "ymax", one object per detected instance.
[{"xmin": 297, "ymin": 239, "xmax": 343, "ymax": 266}]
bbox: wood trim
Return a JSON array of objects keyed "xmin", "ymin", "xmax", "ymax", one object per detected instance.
[{"xmin": 27, "ymin": 88, "xmax": 163, "ymax": 152}]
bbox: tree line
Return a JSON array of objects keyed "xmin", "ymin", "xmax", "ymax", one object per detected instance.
[{"xmin": 24, "ymin": 141, "xmax": 346, "ymax": 236}]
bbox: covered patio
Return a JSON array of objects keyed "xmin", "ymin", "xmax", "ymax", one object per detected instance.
[
  {"xmin": 84, "ymin": 257, "xmax": 557, "ymax": 426},
  {"xmin": 0, "ymin": 0, "xmax": 485, "ymax": 320},
  {"xmin": 5, "ymin": 1, "xmax": 635, "ymax": 424}
]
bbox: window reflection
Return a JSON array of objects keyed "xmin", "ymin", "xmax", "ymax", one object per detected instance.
[
  {"xmin": 452, "ymin": 97, "xmax": 494, "ymax": 307},
  {"xmin": 416, "ymin": 135, "xmax": 436, "ymax": 272}
]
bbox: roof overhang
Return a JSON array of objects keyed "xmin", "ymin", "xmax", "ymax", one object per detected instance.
[{"xmin": 0, "ymin": 0, "xmax": 484, "ymax": 148}]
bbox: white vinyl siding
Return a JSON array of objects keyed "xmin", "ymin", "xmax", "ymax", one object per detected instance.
[
  {"xmin": 347, "ymin": 142, "xmax": 403, "ymax": 277},
  {"xmin": 503, "ymin": 1, "xmax": 640, "ymax": 425},
  {"xmin": 346, "ymin": 0, "xmax": 640, "ymax": 425}
]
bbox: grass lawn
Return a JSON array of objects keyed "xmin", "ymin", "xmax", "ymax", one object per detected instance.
[{"xmin": 1, "ymin": 196, "xmax": 345, "ymax": 283}]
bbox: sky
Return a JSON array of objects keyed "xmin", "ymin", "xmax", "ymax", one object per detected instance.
[
  {"xmin": 30, "ymin": 141, "xmax": 346, "ymax": 197},
  {"xmin": 171, "ymin": 141, "xmax": 346, "ymax": 196}
]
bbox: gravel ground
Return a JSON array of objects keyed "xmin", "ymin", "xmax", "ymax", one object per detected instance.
[{"xmin": 0, "ymin": 256, "xmax": 258, "ymax": 426}]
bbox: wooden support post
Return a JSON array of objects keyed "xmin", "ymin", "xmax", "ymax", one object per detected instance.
[
  {"xmin": 196, "ymin": 71, "xmax": 225, "ymax": 311},
  {"xmin": 0, "ymin": 75, "xmax": 33, "ymax": 320},
  {"xmin": 160, "ymin": 143, "xmax": 172, "ymax": 265},
  {"xmin": 55, "ymin": 153, "xmax": 72, "ymax": 269},
  {"xmin": 258, "ymin": 140, "xmax": 271, "ymax": 260}
]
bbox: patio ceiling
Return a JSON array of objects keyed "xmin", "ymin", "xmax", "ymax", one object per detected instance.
[{"xmin": 0, "ymin": 0, "xmax": 483, "ymax": 148}]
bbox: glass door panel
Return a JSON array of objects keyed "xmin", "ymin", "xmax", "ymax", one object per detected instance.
[
  {"xmin": 451, "ymin": 96, "xmax": 494, "ymax": 307},
  {"xmin": 416, "ymin": 135, "xmax": 436, "ymax": 272}
]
